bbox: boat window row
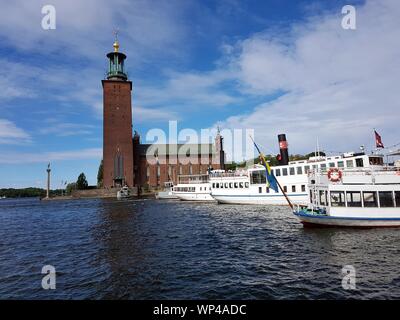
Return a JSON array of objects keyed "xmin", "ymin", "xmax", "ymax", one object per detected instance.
[
  {"xmin": 273, "ymin": 158, "xmax": 369, "ymax": 177},
  {"xmin": 212, "ymin": 182, "xmax": 250, "ymax": 189},
  {"xmin": 172, "ymin": 187, "xmax": 196, "ymax": 192},
  {"xmin": 314, "ymin": 190, "xmax": 400, "ymax": 208}
]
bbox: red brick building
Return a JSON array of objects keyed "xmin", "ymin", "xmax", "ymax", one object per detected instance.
[{"xmin": 102, "ymin": 40, "xmax": 225, "ymax": 189}]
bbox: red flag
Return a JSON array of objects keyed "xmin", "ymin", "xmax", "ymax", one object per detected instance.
[{"xmin": 374, "ymin": 130, "xmax": 384, "ymax": 148}]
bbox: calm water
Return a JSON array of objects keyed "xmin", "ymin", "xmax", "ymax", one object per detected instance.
[{"xmin": 0, "ymin": 197, "xmax": 399, "ymax": 299}]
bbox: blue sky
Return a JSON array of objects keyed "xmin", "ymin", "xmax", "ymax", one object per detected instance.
[{"xmin": 0, "ymin": 0, "xmax": 399, "ymax": 188}]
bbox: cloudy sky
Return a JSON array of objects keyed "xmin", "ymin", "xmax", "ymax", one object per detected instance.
[{"xmin": 0, "ymin": 0, "xmax": 399, "ymax": 188}]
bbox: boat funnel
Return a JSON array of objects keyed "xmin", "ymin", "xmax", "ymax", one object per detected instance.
[{"xmin": 278, "ymin": 134, "xmax": 289, "ymax": 166}]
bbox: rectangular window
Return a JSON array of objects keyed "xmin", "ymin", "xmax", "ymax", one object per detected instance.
[
  {"xmin": 329, "ymin": 162, "xmax": 335, "ymax": 168},
  {"xmin": 259, "ymin": 187, "xmax": 262, "ymax": 194},
  {"xmin": 356, "ymin": 158, "xmax": 364, "ymax": 168},
  {"xmin": 301, "ymin": 185, "xmax": 306, "ymax": 192},
  {"xmin": 346, "ymin": 160, "xmax": 354, "ymax": 168},
  {"xmin": 363, "ymin": 192, "xmax": 377, "ymax": 207},
  {"xmin": 395, "ymin": 191, "xmax": 400, "ymax": 207},
  {"xmin": 250, "ymin": 171, "xmax": 267, "ymax": 184},
  {"xmin": 212, "ymin": 183, "xmax": 215, "ymax": 188},
  {"xmin": 266, "ymin": 187, "xmax": 270, "ymax": 193},
  {"xmin": 282, "ymin": 168, "xmax": 288, "ymax": 176},
  {"xmin": 330, "ymin": 191, "xmax": 345, "ymax": 207},
  {"xmin": 297, "ymin": 167, "xmax": 303, "ymax": 175},
  {"xmin": 290, "ymin": 167, "xmax": 295, "ymax": 175},
  {"xmin": 379, "ymin": 191, "xmax": 394, "ymax": 207},
  {"xmin": 319, "ymin": 190, "xmax": 326, "ymax": 205},
  {"xmin": 338, "ymin": 161, "xmax": 344, "ymax": 168},
  {"xmin": 157, "ymin": 165, "xmax": 160, "ymax": 177},
  {"xmin": 346, "ymin": 191, "xmax": 362, "ymax": 207},
  {"xmin": 292, "ymin": 185, "xmax": 296, "ymax": 192},
  {"xmin": 304, "ymin": 165, "xmax": 310, "ymax": 173},
  {"xmin": 275, "ymin": 169, "xmax": 281, "ymax": 176},
  {"xmin": 283, "ymin": 186, "xmax": 287, "ymax": 193},
  {"xmin": 320, "ymin": 163, "xmax": 327, "ymax": 170}
]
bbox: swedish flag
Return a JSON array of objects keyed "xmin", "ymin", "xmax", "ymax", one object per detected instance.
[{"xmin": 252, "ymin": 139, "xmax": 279, "ymax": 193}]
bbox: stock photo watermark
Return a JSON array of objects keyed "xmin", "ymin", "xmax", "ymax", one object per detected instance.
[
  {"xmin": 41, "ymin": 5, "xmax": 56, "ymax": 30},
  {"xmin": 342, "ymin": 265, "xmax": 356, "ymax": 290},
  {"xmin": 145, "ymin": 121, "xmax": 255, "ymax": 166},
  {"xmin": 41, "ymin": 265, "xmax": 56, "ymax": 290},
  {"xmin": 342, "ymin": 5, "xmax": 356, "ymax": 30}
]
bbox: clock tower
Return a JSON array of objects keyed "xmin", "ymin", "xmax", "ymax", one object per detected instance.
[{"xmin": 102, "ymin": 37, "xmax": 134, "ymax": 188}]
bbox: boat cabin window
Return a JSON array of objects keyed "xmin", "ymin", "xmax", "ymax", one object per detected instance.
[
  {"xmin": 301, "ymin": 185, "xmax": 306, "ymax": 192},
  {"xmin": 245, "ymin": 182, "xmax": 249, "ymax": 188},
  {"xmin": 379, "ymin": 191, "xmax": 394, "ymax": 207},
  {"xmin": 297, "ymin": 167, "xmax": 303, "ymax": 174},
  {"xmin": 346, "ymin": 191, "xmax": 362, "ymax": 207},
  {"xmin": 234, "ymin": 182, "xmax": 238, "ymax": 188},
  {"xmin": 395, "ymin": 192, "xmax": 400, "ymax": 207},
  {"xmin": 338, "ymin": 161, "xmax": 344, "ymax": 168},
  {"xmin": 369, "ymin": 157, "xmax": 383, "ymax": 166},
  {"xmin": 319, "ymin": 190, "xmax": 326, "ymax": 205},
  {"xmin": 320, "ymin": 163, "xmax": 326, "ymax": 170},
  {"xmin": 250, "ymin": 170, "xmax": 267, "ymax": 184},
  {"xmin": 258, "ymin": 187, "xmax": 262, "ymax": 194},
  {"xmin": 330, "ymin": 191, "xmax": 345, "ymax": 207},
  {"xmin": 355, "ymin": 158, "xmax": 364, "ymax": 168},
  {"xmin": 275, "ymin": 169, "xmax": 281, "ymax": 176},
  {"xmin": 363, "ymin": 191, "xmax": 377, "ymax": 207},
  {"xmin": 266, "ymin": 187, "xmax": 270, "ymax": 193},
  {"xmin": 282, "ymin": 168, "xmax": 288, "ymax": 176},
  {"xmin": 292, "ymin": 185, "xmax": 296, "ymax": 192},
  {"xmin": 283, "ymin": 186, "xmax": 287, "ymax": 193},
  {"xmin": 329, "ymin": 162, "xmax": 335, "ymax": 168},
  {"xmin": 289, "ymin": 167, "xmax": 295, "ymax": 175},
  {"xmin": 346, "ymin": 160, "xmax": 354, "ymax": 168},
  {"xmin": 304, "ymin": 165, "xmax": 310, "ymax": 173},
  {"xmin": 225, "ymin": 183, "xmax": 228, "ymax": 188},
  {"xmin": 239, "ymin": 182, "xmax": 244, "ymax": 188},
  {"xmin": 229, "ymin": 183, "xmax": 233, "ymax": 188}
]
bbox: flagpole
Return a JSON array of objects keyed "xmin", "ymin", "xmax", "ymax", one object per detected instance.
[{"xmin": 250, "ymin": 136, "xmax": 294, "ymax": 210}]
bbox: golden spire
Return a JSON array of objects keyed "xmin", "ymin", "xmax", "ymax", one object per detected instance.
[{"xmin": 113, "ymin": 29, "xmax": 119, "ymax": 52}]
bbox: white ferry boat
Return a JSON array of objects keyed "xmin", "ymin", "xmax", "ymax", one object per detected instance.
[
  {"xmin": 210, "ymin": 153, "xmax": 386, "ymax": 205},
  {"xmin": 293, "ymin": 166, "xmax": 400, "ymax": 227},
  {"xmin": 155, "ymin": 181, "xmax": 178, "ymax": 200},
  {"xmin": 171, "ymin": 173, "xmax": 215, "ymax": 201}
]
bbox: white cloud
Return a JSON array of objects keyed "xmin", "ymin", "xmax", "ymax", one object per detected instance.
[
  {"xmin": 218, "ymin": 0, "xmax": 400, "ymax": 156},
  {"xmin": 0, "ymin": 147, "xmax": 102, "ymax": 164},
  {"xmin": 0, "ymin": 119, "xmax": 31, "ymax": 144}
]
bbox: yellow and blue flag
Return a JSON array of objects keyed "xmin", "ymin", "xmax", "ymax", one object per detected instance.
[{"xmin": 252, "ymin": 139, "xmax": 279, "ymax": 193}]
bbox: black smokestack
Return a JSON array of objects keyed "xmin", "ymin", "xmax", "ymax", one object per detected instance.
[{"xmin": 278, "ymin": 134, "xmax": 289, "ymax": 166}]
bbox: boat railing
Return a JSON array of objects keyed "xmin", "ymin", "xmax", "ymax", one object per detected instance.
[
  {"xmin": 311, "ymin": 166, "xmax": 400, "ymax": 177},
  {"xmin": 178, "ymin": 174, "xmax": 209, "ymax": 184},
  {"xmin": 209, "ymin": 171, "xmax": 248, "ymax": 178}
]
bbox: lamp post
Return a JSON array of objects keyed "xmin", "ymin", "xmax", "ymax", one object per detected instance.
[{"xmin": 46, "ymin": 163, "xmax": 51, "ymax": 199}]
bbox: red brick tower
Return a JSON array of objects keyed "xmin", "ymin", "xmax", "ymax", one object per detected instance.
[{"xmin": 102, "ymin": 38, "xmax": 134, "ymax": 188}]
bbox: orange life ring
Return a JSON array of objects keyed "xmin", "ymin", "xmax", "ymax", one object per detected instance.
[{"xmin": 327, "ymin": 168, "xmax": 342, "ymax": 182}]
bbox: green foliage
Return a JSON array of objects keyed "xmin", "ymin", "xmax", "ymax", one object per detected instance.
[
  {"xmin": 76, "ymin": 173, "xmax": 88, "ymax": 190},
  {"xmin": 97, "ymin": 159, "xmax": 103, "ymax": 188},
  {"xmin": 65, "ymin": 182, "xmax": 77, "ymax": 195},
  {"xmin": 0, "ymin": 188, "xmax": 64, "ymax": 198}
]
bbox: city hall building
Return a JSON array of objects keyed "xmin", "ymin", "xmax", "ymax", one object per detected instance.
[{"xmin": 102, "ymin": 39, "xmax": 225, "ymax": 189}]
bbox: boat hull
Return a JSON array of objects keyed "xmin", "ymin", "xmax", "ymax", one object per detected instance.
[
  {"xmin": 174, "ymin": 193, "xmax": 215, "ymax": 202},
  {"xmin": 213, "ymin": 194, "xmax": 308, "ymax": 205},
  {"xmin": 294, "ymin": 211, "xmax": 400, "ymax": 228}
]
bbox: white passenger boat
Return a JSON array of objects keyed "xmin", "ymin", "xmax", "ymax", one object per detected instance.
[
  {"xmin": 171, "ymin": 172, "xmax": 222, "ymax": 202},
  {"xmin": 155, "ymin": 181, "xmax": 178, "ymax": 199},
  {"xmin": 293, "ymin": 166, "xmax": 400, "ymax": 227},
  {"xmin": 117, "ymin": 185, "xmax": 131, "ymax": 200},
  {"xmin": 210, "ymin": 152, "xmax": 385, "ymax": 205}
]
